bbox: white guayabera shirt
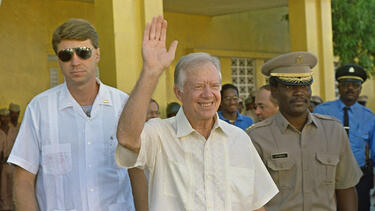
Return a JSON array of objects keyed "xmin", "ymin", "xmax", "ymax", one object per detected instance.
[
  {"xmin": 8, "ymin": 81, "xmax": 135, "ymax": 211},
  {"xmin": 116, "ymin": 108, "xmax": 278, "ymax": 211}
]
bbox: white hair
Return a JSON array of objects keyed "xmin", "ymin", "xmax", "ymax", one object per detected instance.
[{"xmin": 174, "ymin": 52, "xmax": 222, "ymax": 92}]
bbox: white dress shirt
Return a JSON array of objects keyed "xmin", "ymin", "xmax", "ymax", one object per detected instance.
[
  {"xmin": 116, "ymin": 108, "xmax": 278, "ymax": 211},
  {"xmin": 8, "ymin": 81, "xmax": 135, "ymax": 211}
]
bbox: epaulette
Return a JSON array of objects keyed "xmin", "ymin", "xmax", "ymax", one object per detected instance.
[
  {"xmin": 312, "ymin": 113, "xmax": 340, "ymax": 122},
  {"xmin": 245, "ymin": 124, "xmax": 255, "ymax": 133},
  {"xmin": 245, "ymin": 118, "xmax": 273, "ymax": 132}
]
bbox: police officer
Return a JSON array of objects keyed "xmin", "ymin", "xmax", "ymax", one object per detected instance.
[
  {"xmin": 314, "ymin": 64, "xmax": 375, "ymax": 211},
  {"xmin": 247, "ymin": 52, "xmax": 362, "ymax": 211}
]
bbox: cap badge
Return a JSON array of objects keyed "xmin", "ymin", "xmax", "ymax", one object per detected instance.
[
  {"xmin": 349, "ymin": 67, "xmax": 355, "ymax": 73},
  {"xmin": 296, "ymin": 56, "xmax": 303, "ymax": 64}
]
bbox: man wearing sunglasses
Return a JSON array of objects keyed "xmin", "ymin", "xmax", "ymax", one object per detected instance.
[
  {"xmin": 8, "ymin": 19, "xmax": 135, "ymax": 211},
  {"xmin": 314, "ymin": 64, "xmax": 375, "ymax": 211}
]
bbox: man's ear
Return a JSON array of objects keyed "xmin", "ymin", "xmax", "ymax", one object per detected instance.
[{"xmin": 174, "ymin": 86, "xmax": 183, "ymax": 102}]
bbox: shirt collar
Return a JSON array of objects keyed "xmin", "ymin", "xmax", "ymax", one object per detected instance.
[
  {"xmin": 338, "ymin": 99, "xmax": 361, "ymax": 111},
  {"xmin": 217, "ymin": 110, "xmax": 243, "ymax": 121},
  {"xmin": 175, "ymin": 107, "xmax": 225, "ymax": 138},
  {"xmin": 275, "ymin": 110, "xmax": 318, "ymax": 133},
  {"xmin": 236, "ymin": 111, "xmax": 244, "ymax": 120},
  {"xmin": 59, "ymin": 78, "xmax": 112, "ymax": 110}
]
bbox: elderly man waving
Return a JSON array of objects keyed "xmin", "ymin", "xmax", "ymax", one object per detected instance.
[{"xmin": 115, "ymin": 16, "xmax": 278, "ymax": 211}]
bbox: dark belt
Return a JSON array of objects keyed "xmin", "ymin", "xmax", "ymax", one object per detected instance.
[
  {"xmin": 360, "ymin": 159, "xmax": 374, "ymax": 177},
  {"xmin": 361, "ymin": 166, "xmax": 370, "ymax": 172}
]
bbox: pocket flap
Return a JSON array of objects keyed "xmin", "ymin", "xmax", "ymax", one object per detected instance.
[
  {"xmin": 316, "ymin": 153, "xmax": 339, "ymax": 166},
  {"xmin": 267, "ymin": 158, "xmax": 294, "ymax": 171}
]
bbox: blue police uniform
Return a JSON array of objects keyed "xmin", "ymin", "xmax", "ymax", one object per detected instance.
[
  {"xmin": 314, "ymin": 99, "xmax": 375, "ymax": 167},
  {"xmin": 218, "ymin": 110, "xmax": 254, "ymax": 130},
  {"xmin": 316, "ymin": 64, "xmax": 375, "ymax": 211}
]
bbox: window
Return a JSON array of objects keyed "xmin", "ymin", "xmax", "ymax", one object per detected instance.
[{"xmin": 231, "ymin": 57, "xmax": 256, "ymax": 99}]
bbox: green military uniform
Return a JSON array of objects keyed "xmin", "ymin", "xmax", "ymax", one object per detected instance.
[
  {"xmin": 247, "ymin": 111, "xmax": 362, "ymax": 211},
  {"xmin": 246, "ymin": 51, "xmax": 362, "ymax": 211}
]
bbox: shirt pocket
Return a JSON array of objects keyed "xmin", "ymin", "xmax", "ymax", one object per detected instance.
[
  {"xmin": 315, "ymin": 153, "xmax": 339, "ymax": 185},
  {"xmin": 266, "ymin": 158, "xmax": 295, "ymax": 189},
  {"xmin": 42, "ymin": 143, "xmax": 72, "ymax": 175},
  {"xmin": 230, "ymin": 167, "xmax": 254, "ymax": 204},
  {"xmin": 352, "ymin": 130, "xmax": 369, "ymax": 143},
  {"xmin": 163, "ymin": 159, "xmax": 189, "ymax": 199}
]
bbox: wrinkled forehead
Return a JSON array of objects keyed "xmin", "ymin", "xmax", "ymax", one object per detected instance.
[
  {"xmin": 257, "ymin": 88, "xmax": 271, "ymax": 98},
  {"xmin": 185, "ymin": 63, "xmax": 221, "ymax": 82}
]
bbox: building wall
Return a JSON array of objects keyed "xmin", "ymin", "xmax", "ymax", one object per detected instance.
[
  {"xmin": 2, "ymin": 1, "xmax": 372, "ymax": 118},
  {"xmin": 164, "ymin": 7, "xmax": 290, "ymax": 104},
  {"xmin": 0, "ymin": 0, "xmax": 96, "ymax": 118},
  {"xmin": 360, "ymin": 77, "xmax": 375, "ymax": 112}
]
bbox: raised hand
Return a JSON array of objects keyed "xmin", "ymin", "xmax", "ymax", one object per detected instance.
[{"xmin": 142, "ymin": 16, "xmax": 178, "ymax": 76}]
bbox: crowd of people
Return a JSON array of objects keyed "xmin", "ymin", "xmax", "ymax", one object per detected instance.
[
  {"xmin": 0, "ymin": 103, "xmax": 20, "ymax": 210},
  {"xmin": 2, "ymin": 15, "xmax": 375, "ymax": 211}
]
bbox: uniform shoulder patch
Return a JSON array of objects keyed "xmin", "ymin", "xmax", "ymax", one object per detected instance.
[
  {"xmin": 312, "ymin": 113, "xmax": 340, "ymax": 122},
  {"xmin": 246, "ymin": 118, "xmax": 272, "ymax": 132},
  {"xmin": 245, "ymin": 124, "xmax": 255, "ymax": 132}
]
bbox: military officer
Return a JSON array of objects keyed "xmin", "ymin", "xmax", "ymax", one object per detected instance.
[
  {"xmin": 247, "ymin": 52, "xmax": 362, "ymax": 211},
  {"xmin": 0, "ymin": 108, "xmax": 18, "ymax": 211},
  {"xmin": 8, "ymin": 103, "xmax": 21, "ymax": 129},
  {"xmin": 314, "ymin": 64, "xmax": 375, "ymax": 211}
]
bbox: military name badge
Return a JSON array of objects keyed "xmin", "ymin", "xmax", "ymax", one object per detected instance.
[{"xmin": 271, "ymin": 152, "xmax": 288, "ymax": 159}]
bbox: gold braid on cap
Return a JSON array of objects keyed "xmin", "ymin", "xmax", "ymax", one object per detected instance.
[
  {"xmin": 270, "ymin": 72, "xmax": 313, "ymax": 83},
  {"xmin": 337, "ymin": 76, "xmax": 363, "ymax": 82}
]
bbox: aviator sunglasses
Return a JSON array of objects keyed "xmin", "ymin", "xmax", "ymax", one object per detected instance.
[{"xmin": 57, "ymin": 47, "xmax": 92, "ymax": 62}]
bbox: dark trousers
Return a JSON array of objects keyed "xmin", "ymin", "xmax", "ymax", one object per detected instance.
[{"xmin": 356, "ymin": 165, "xmax": 373, "ymax": 211}]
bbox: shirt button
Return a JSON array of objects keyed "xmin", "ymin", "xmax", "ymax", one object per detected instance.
[
  {"xmin": 88, "ymin": 141, "xmax": 91, "ymax": 145},
  {"xmin": 90, "ymin": 188, "xmax": 94, "ymax": 192},
  {"xmin": 88, "ymin": 164, "xmax": 92, "ymax": 168}
]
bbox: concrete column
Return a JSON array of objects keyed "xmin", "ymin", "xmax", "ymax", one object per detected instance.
[
  {"xmin": 255, "ymin": 59, "xmax": 266, "ymax": 89},
  {"xmin": 289, "ymin": 0, "xmax": 335, "ymax": 100},
  {"xmin": 95, "ymin": 0, "xmax": 168, "ymax": 116}
]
